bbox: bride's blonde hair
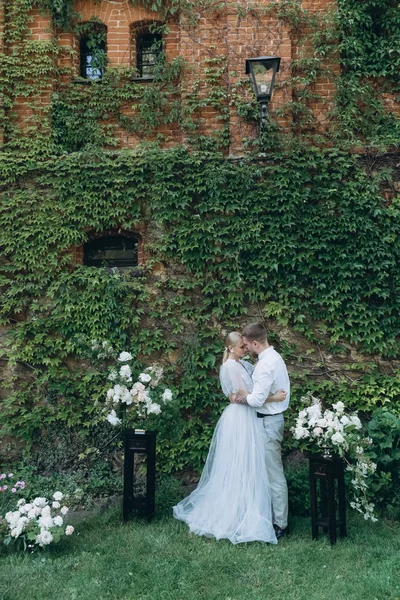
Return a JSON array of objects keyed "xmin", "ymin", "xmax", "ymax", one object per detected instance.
[{"xmin": 222, "ymin": 331, "xmax": 243, "ymax": 364}]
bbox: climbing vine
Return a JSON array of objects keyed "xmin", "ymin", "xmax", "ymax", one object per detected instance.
[{"xmin": 0, "ymin": 0, "xmax": 399, "ymax": 473}]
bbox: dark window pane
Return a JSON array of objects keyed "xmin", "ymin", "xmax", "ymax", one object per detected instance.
[
  {"xmin": 84, "ymin": 236, "xmax": 138, "ymax": 267},
  {"xmin": 136, "ymin": 33, "xmax": 162, "ymax": 78}
]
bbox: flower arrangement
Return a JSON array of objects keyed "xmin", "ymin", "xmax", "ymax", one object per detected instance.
[
  {"xmin": 1, "ymin": 491, "xmax": 74, "ymax": 550},
  {"xmin": 103, "ymin": 352, "xmax": 173, "ymax": 427},
  {"xmin": 292, "ymin": 393, "xmax": 377, "ymax": 521}
]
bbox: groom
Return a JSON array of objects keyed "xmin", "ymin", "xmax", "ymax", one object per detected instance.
[{"xmin": 231, "ymin": 322, "xmax": 290, "ymax": 540}]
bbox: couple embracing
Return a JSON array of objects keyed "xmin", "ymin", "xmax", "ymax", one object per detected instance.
[{"xmin": 173, "ymin": 322, "xmax": 290, "ymax": 545}]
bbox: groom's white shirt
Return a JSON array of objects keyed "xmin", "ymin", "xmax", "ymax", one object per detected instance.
[{"xmin": 246, "ymin": 346, "xmax": 290, "ymax": 415}]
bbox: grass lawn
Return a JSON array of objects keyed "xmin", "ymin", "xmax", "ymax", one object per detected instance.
[{"xmin": 1, "ymin": 505, "xmax": 399, "ymax": 600}]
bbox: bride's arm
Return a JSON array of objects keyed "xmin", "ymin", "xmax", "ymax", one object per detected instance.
[
  {"xmin": 235, "ymin": 388, "xmax": 287, "ymax": 402},
  {"xmin": 220, "ymin": 361, "xmax": 250, "ymax": 399}
]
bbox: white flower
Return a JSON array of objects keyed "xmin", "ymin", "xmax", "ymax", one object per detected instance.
[
  {"xmin": 118, "ymin": 352, "xmax": 133, "ymax": 362},
  {"xmin": 53, "ymin": 515, "xmax": 63, "ymax": 527},
  {"xmin": 28, "ymin": 507, "xmax": 41, "ymax": 519},
  {"xmin": 36, "ymin": 530, "xmax": 53, "ymax": 546},
  {"xmin": 316, "ymin": 418, "xmax": 328, "ymax": 428},
  {"xmin": 65, "ymin": 525, "xmax": 74, "ymax": 535},
  {"xmin": 131, "ymin": 382, "xmax": 145, "ymax": 396},
  {"xmin": 41, "ymin": 504, "xmax": 51, "ymax": 516},
  {"xmin": 108, "ymin": 369, "xmax": 118, "ymax": 381},
  {"xmin": 53, "ymin": 491, "xmax": 63, "ymax": 502},
  {"xmin": 52, "ymin": 501, "xmax": 60, "ymax": 509},
  {"xmin": 312, "ymin": 427, "xmax": 323, "ymax": 437},
  {"xmin": 147, "ymin": 403, "xmax": 162, "ymax": 415},
  {"xmin": 139, "ymin": 372, "xmax": 152, "ymax": 383},
  {"xmin": 332, "ymin": 401, "xmax": 345, "ymax": 415},
  {"xmin": 106, "ymin": 409, "xmax": 121, "ymax": 426},
  {"xmin": 298, "ymin": 410, "xmax": 307, "ymax": 419},
  {"xmin": 17, "ymin": 499, "xmax": 26, "ymax": 507},
  {"xmin": 38, "ymin": 515, "xmax": 54, "ymax": 529},
  {"xmin": 119, "ymin": 365, "xmax": 132, "ymax": 382},
  {"xmin": 340, "ymin": 415, "xmax": 350, "ymax": 426},
  {"xmin": 60, "ymin": 506, "xmax": 69, "ymax": 516},
  {"xmin": 33, "ymin": 497, "xmax": 48, "ymax": 508},
  {"xmin": 162, "ymin": 388, "xmax": 173, "ymax": 402},
  {"xmin": 355, "ymin": 446, "xmax": 364, "ymax": 455},
  {"xmin": 350, "ymin": 415, "xmax": 362, "ymax": 429},
  {"xmin": 294, "ymin": 426, "xmax": 310, "ymax": 440},
  {"xmin": 331, "ymin": 432, "xmax": 345, "ymax": 445}
]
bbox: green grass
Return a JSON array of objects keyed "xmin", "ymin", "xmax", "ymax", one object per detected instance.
[{"xmin": 0, "ymin": 509, "xmax": 399, "ymax": 600}]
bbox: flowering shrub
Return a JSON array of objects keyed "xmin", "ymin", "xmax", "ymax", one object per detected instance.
[
  {"xmin": 102, "ymin": 352, "xmax": 174, "ymax": 427},
  {"xmin": 292, "ymin": 393, "xmax": 378, "ymax": 521},
  {"xmin": 1, "ymin": 491, "xmax": 74, "ymax": 550},
  {"xmin": 0, "ymin": 473, "xmax": 26, "ymax": 516}
]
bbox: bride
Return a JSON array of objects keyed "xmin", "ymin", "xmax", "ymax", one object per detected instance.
[{"xmin": 173, "ymin": 332, "xmax": 286, "ymax": 544}]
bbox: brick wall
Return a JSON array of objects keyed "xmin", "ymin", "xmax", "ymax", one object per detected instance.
[{"xmin": 3, "ymin": 0, "xmax": 342, "ymax": 155}]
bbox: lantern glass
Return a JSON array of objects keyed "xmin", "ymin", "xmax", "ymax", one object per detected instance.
[
  {"xmin": 246, "ymin": 56, "xmax": 281, "ymax": 103},
  {"xmin": 253, "ymin": 62, "xmax": 274, "ymax": 98}
]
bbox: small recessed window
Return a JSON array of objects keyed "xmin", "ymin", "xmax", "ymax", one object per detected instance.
[
  {"xmin": 136, "ymin": 32, "xmax": 162, "ymax": 79},
  {"xmin": 84, "ymin": 236, "xmax": 138, "ymax": 268},
  {"xmin": 80, "ymin": 23, "xmax": 107, "ymax": 80}
]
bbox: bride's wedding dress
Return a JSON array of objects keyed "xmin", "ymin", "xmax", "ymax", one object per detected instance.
[{"xmin": 173, "ymin": 358, "xmax": 277, "ymax": 544}]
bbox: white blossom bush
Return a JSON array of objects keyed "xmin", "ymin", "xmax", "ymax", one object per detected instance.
[
  {"xmin": 292, "ymin": 392, "xmax": 378, "ymax": 521},
  {"xmin": 1, "ymin": 491, "xmax": 74, "ymax": 551},
  {"xmin": 102, "ymin": 353, "xmax": 174, "ymax": 428}
]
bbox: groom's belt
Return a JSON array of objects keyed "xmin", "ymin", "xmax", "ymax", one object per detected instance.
[{"xmin": 256, "ymin": 411, "xmax": 284, "ymax": 418}]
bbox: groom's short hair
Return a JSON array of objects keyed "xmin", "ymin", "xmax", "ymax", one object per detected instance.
[{"xmin": 242, "ymin": 322, "xmax": 268, "ymax": 343}]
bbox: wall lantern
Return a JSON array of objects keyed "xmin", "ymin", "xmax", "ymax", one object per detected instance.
[{"xmin": 245, "ymin": 56, "xmax": 281, "ymax": 130}]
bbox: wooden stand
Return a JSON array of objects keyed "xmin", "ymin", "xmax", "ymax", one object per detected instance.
[
  {"xmin": 309, "ymin": 454, "xmax": 346, "ymax": 544},
  {"xmin": 123, "ymin": 429, "xmax": 156, "ymax": 522}
]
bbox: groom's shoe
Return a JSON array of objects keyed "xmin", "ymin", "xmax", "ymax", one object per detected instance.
[{"xmin": 274, "ymin": 524, "xmax": 289, "ymax": 540}]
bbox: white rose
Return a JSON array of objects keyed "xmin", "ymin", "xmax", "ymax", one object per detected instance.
[
  {"xmin": 53, "ymin": 491, "xmax": 63, "ymax": 501},
  {"xmin": 331, "ymin": 432, "xmax": 345, "ymax": 445},
  {"xmin": 53, "ymin": 515, "xmax": 63, "ymax": 527},
  {"xmin": 118, "ymin": 352, "xmax": 133, "ymax": 362},
  {"xmin": 294, "ymin": 426, "xmax": 310, "ymax": 440},
  {"xmin": 147, "ymin": 403, "xmax": 162, "ymax": 415},
  {"xmin": 106, "ymin": 409, "xmax": 121, "ymax": 426},
  {"xmin": 350, "ymin": 415, "xmax": 362, "ymax": 429},
  {"xmin": 36, "ymin": 530, "xmax": 53, "ymax": 546},
  {"xmin": 119, "ymin": 365, "xmax": 132, "ymax": 382},
  {"xmin": 139, "ymin": 372, "xmax": 152, "ymax": 383},
  {"xmin": 33, "ymin": 497, "xmax": 48, "ymax": 508},
  {"xmin": 298, "ymin": 410, "xmax": 307, "ymax": 419},
  {"xmin": 41, "ymin": 505, "xmax": 51, "ymax": 516},
  {"xmin": 52, "ymin": 501, "xmax": 60, "ymax": 509},
  {"xmin": 38, "ymin": 515, "xmax": 54, "ymax": 529},
  {"xmin": 312, "ymin": 427, "xmax": 323, "ymax": 437},
  {"xmin": 332, "ymin": 401, "xmax": 345, "ymax": 415},
  {"xmin": 60, "ymin": 506, "xmax": 69, "ymax": 516},
  {"xmin": 17, "ymin": 499, "xmax": 26, "ymax": 507},
  {"xmin": 162, "ymin": 388, "xmax": 173, "ymax": 402},
  {"xmin": 65, "ymin": 525, "xmax": 74, "ymax": 535},
  {"xmin": 316, "ymin": 418, "xmax": 328, "ymax": 428}
]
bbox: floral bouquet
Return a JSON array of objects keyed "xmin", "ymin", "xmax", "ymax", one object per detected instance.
[
  {"xmin": 292, "ymin": 393, "xmax": 377, "ymax": 521},
  {"xmin": 1, "ymin": 491, "xmax": 74, "ymax": 550},
  {"xmin": 102, "ymin": 352, "xmax": 173, "ymax": 428}
]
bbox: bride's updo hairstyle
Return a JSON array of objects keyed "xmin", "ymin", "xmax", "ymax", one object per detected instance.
[{"xmin": 222, "ymin": 331, "xmax": 242, "ymax": 364}]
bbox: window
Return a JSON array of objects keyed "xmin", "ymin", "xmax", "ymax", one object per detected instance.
[
  {"xmin": 84, "ymin": 236, "xmax": 138, "ymax": 268},
  {"xmin": 79, "ymin": 23, "xmax": 107, "ymax": 80},
  {"xmin": 136, "ymin": 31, "xmax": 162, "ymax": 79}
]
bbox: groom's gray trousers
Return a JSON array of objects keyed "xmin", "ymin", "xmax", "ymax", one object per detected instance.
[{"xmin": 261, "ymin": 413, "xmax": 289, "ymax": 529}]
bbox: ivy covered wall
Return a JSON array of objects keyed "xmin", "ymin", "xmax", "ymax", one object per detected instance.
[{"xmin": 0, "ymin": 0, "xmax": 399, "ymax": 472}]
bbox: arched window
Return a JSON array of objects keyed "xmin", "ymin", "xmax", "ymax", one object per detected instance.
[
  {"xmin": 84, "ymin": 235, "xmax": 138, "ymax": 268},
  {"xmin": 136, "ymin": 31, "xmax": 162, "ymax": 79},
  {"xmin": 79, "ymin": 21, "xmax": 108, "ymax": 80},
  {"xmin": 131, "ymin": 22, "xmax": 163, "ymax": 81}
]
